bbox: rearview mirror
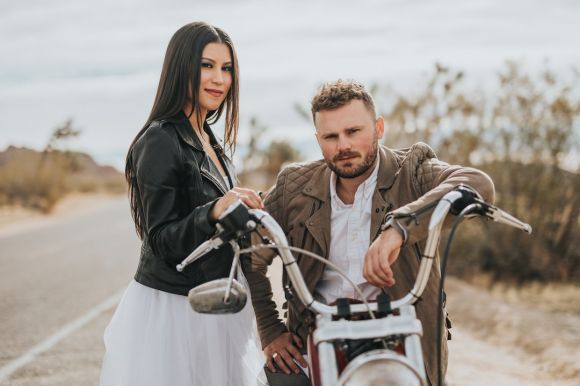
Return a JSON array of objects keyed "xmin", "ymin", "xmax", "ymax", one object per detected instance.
[{"xmin": 188, "ymin": 278, "xmax": 247, "ymax": 314}]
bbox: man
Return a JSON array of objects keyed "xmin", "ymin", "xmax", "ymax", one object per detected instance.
[{"xmin": 246, "ymin": 80, "xmax": 494, "ymax": 385}]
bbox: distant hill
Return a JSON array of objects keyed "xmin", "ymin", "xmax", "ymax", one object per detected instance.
[
  {"xmin": 0, "ymin": 146, "xmax": 125, "ymax": 211},
  {"xmin": 0, "ymin": 146, "xmax": 122, "ymax": 178}
]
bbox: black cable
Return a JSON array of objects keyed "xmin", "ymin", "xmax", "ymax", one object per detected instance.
[
  {"xmin": 395, "ymin": 200, "xmax": 440, "ymax": 227},
  {"xmin": 436, "ymin": 203, "xmax": 481, "ymax": 386}
]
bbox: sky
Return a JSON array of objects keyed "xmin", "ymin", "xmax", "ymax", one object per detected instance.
[{"xmin": 1, "ymin": 0, "xmax": 579, "ymax": 169}]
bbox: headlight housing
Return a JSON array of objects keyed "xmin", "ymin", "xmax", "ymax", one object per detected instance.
[{"xmin": 338, "ymin": 349, "xmax": 424, "ymax": 386}]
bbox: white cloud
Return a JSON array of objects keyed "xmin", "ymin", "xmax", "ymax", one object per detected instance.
[{"xmin": 1, "ymin": 0, "xmax": 579, "ymax": 169}]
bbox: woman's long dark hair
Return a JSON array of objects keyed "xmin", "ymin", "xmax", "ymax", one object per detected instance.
[{"xmin": 126, "ymin": 22, "xmax": 240, "ymax": 237}]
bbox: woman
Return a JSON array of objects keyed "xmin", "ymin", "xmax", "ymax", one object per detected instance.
[{"xmin": 99, "ymin": 22, "xmax": 266, "ymax": 386}]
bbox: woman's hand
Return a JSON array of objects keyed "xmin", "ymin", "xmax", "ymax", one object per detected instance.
[{"xmin": 209, "ymin": 187, "xmax": 264, "ymax": 222}]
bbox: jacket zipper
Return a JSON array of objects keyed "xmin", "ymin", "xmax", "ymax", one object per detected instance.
[
  {"xmin": 413, "ymin": 243, "xmax": 422, "ymax": 262},
  {"xmin": 290, "ymin": 200, "xmax": 319, "ymax": 335},
  {"xmin": 200, "ymin": 169, "xmax": 227, "ymax": 195},
  {"xmin": 287, "ymin": 202, "xmax": 317, "ymax": 299}
]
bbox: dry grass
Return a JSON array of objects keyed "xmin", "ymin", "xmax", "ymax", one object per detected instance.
[
  {"xmin": 467, "ymin": 273, "xmax": 580, "ymax": 315},
  {"xmin": 0, "ymin": 147, "xmax": 125, "ymax": 213},
  {"xmin": 447, "ymin": 277, "xmax": 580, "ymax": 381}
]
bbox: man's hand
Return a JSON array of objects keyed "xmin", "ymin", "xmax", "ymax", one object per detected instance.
[
  {"xmin": 264, "ymin": 332, "xmax": 307, "ymax": 375},
  {"xmin": 363, "ymin": 227, "xmax": 404, "ymax": 287}
]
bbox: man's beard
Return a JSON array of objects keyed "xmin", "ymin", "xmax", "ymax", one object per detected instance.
[{"xmin": 325, "ymin": 137, "xmax": 379, "ymax": 179}]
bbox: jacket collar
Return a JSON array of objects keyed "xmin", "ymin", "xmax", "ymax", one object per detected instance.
[
  {"xmin": 169, "ymin": 111, "xmax": 205, "ymax": 151},
  {"xmin": 302, "ymin": 145, "xmax": 400, "ymax": 201},
  {"xmin": 169, "ymin": 112, "xmax": 235, "ymax": 190},
  {"xmin": 376, "ymin": 146, "xmax": 401, "ymax": 191}
]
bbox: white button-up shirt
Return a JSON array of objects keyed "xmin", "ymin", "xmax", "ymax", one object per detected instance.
[{"xmin": 314, "ymin": 156, "xmax": 382, "ymax": 305}]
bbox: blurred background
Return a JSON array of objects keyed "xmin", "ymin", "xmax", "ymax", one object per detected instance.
[{"xmin": 0, "ymin": 0, "xmax": 579, "ymax": 385}]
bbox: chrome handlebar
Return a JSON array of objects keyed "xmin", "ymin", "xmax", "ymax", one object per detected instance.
[{"xmin": 177, "ymin": 185, "xmax": 532, "ymax": 317}]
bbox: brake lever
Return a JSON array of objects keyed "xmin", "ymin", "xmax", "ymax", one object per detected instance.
[{"xmin": 176, "ymin": 235, "xmax": 224, "ymax": 272}]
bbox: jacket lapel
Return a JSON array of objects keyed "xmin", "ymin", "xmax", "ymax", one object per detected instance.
[
  {"xmin": 204, "ymin": 123, "xmax": 236, "ymax": 188},
  {"xmin": 302, "ymin": 166, "xmax": 332, "ymax": 259},
  {"xmin": 171, "ymin": 113, "xmax": 230, "ymax": 194},
  {"xmin": 200, "ymin": 159, "xmax": 228, "ymax": 194},
  {"xmin": 304, "ymin": 200, "xmax": 331, "ymax": 258},
  {"xmin": 371, "ymin": 146, "xmax": 401, "ymax": 240}
]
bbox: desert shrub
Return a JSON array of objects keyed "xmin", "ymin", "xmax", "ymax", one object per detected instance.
[
  {"xmin": 238, "ymin": 117, "xmax": 302, "ymax": 189},
  {"xmin": 378, "ymin": 62, "xmax": 580, "ymax": 283},
  {"xmin": 0, "ymin": 150, "xmax": 71, "ymax": 212},
  {"xmin": 0, "ymin": 120, "xmax": 126, "ymax": 212}
]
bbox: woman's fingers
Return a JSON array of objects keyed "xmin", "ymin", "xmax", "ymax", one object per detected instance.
[
  {"xmin": 209, "ymin": 190, "xmax": 237, "ymax": 221},
  {"xmin": 209, "ymin": 187, "xmax": 264, "ymax": 221},
  {"xmin": 232, "ymin": 187, "xmax": 264, "ymax": 209}
]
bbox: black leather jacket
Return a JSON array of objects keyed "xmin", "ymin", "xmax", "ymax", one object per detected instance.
[{"xmin": 132, "ymin": 113, "xmax": 235, "ymax": 296}]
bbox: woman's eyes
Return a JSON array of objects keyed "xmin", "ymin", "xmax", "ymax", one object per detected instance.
[{"xmin": 201, "ymin": 63, "xmax": 232, "ymax": 72}]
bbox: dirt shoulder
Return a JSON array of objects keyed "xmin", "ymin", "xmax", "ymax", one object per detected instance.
[
  {"xmin": 0, "ymin": 193, "xmax": 125, "ymax": 237},
  {"xmin": 445, "ymin": 277, "xmax": 580, "ymax": 385}
]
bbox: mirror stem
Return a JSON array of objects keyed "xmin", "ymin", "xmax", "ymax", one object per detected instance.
[{"xmin": 224, "ymin": 241, "xmax": 241, "ymax": 303}]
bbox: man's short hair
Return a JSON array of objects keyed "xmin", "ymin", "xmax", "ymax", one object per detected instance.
[{"xmin": 310, "ymin": 79, "xmax": 376, "ymax": 121}]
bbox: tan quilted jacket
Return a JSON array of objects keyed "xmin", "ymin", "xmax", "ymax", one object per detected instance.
[{"xmin": 245, "ymin": 143, "xmax": 495, "ymax": 385}]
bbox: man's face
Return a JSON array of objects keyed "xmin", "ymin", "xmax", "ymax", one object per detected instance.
[{"xmin": 314, "ymin": 100, "xmax": 384, "ymax": 179}]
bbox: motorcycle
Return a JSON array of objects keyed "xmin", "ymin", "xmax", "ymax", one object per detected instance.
[{"xmin": 176, "ymin": 184, "xmax": 532, "ymax": 386}]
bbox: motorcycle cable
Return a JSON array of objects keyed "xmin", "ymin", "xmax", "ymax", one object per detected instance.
[
  {"xmin": 240, "ymin": 243, "xmax": 378, "ymax": 320},
  {"xmin": 435, "ymin": 203, "xmax": 482, "ymax": 386},
  {"xmin": 395, "ymin": 200, "xmax": 439, "ymax": 227}
]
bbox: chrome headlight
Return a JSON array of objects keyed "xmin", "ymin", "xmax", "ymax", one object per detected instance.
[{"xmin": 338, "ymin": 349, "xmax": 424, "ymax": 386}]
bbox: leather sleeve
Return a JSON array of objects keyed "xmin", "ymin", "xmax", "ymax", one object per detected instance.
[
  {"xmin": 133, "ymin": 125, "xmax": 217, "ymax": 264},
  {"xmin": 245, "ymin": 169, "xmax": 289, "ymax": 348},
  {"xmin": 392, "ymin": 143, "xmax": 495, "ymax": 245}
]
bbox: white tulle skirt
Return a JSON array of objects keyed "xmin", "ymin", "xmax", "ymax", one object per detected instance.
[{"xmin": 99, "ymin": 279, "xmax": 267, "ymax": 386}]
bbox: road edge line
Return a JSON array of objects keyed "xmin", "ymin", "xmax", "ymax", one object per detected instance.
[{"xmin": 0, "ymin": 289, "xmax": 124, "ymax": 382}]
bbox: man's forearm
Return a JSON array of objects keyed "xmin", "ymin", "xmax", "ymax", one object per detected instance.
[
  {"xmin": 245, "ymin": 268, "xmax": 288, "ymax": 348},
  {"xmin": 393, "ymin": 165, "xmax": 495, "ymax": 245}
]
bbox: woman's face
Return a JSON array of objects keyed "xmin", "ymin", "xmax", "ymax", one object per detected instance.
[{"xmin": 197, "ymin": 42, "xmax": 233, "ymax": 115}]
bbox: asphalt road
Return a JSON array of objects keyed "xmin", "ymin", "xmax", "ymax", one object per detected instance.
[{"xmin": 0, "ymin": 198, "xmax": 139, "ymax": 386}]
